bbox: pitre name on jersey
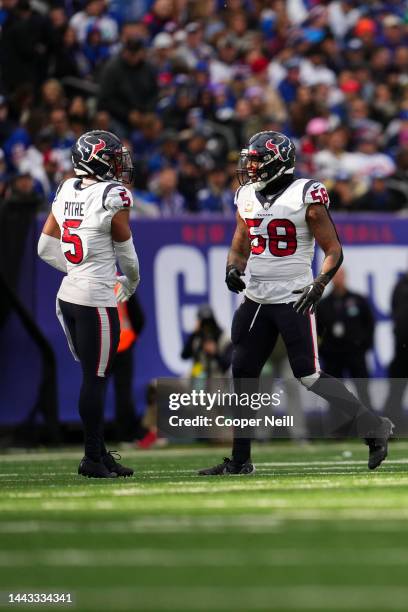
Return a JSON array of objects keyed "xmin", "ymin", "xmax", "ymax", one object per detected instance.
[
  {"xmin": 64, "ymin": 201, "xmax": 85, "ymax": 217},
  {"xmin": 235, "ymin": 178, "xmax": 329, "ymax": 304},
  {"xmin": 52, "ymin": 177, "xmax": 133, "ymax": 308}
]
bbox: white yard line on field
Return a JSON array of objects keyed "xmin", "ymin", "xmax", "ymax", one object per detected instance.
[
  {"xmin": 64, "ymin": 585, "xmax": 408, "ymax": 611},
  {"xmin": 2, "ymin": 548, "xmax": 408, "ymax": 568}
]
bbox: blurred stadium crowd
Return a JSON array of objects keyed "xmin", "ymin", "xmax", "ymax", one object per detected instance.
[{"xmin": 0, "ymin": 0, "xmax": 407, "ymax": 215}]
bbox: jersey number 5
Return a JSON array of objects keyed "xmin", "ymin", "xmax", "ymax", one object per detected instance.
[
  {"xmin": 119, "ymin": 189, "xmax": 131, "ymax": 207},
  {"xmin": 245, "ymin": 218, "xmax": 297, "ymax": 257},
  {"xmin": 62, "ymin": 219, "xmax": 84, "ymax": 264}
]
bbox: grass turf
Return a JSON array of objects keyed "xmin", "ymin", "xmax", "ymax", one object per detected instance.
[{"xmin": 0, "ymin": 442, "xmax": 408, "ymax": 611}]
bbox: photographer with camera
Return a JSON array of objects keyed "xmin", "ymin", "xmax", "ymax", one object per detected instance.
[{"xmin": 181, "ymin": 305, "xmax": 232, "ymax": 380}]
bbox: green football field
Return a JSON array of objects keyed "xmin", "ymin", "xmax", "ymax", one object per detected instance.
[{"xmin": 1, "ymin": 442, "xmax": 408, "ymax": 612}]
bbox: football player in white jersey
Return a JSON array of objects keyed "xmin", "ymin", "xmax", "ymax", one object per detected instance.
[
  {"xmin": 199, "ymin": 130, "xmax": 394, "ymax": 476},
  {"xmin": 38, "ymin": 130, "xmax": 140, "ymax": 478}
]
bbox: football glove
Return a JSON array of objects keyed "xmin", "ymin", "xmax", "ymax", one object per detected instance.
[
  {"xmin": 116, "ymin": 275, "xmax": 139, "ymax": 302},
  {"xmin": 226, "ymin": 265, "xmax": 246, "ymax": 293},
  {"xmin": 292, "ymin": 274, "xmax": 329, "ymax": 315}
]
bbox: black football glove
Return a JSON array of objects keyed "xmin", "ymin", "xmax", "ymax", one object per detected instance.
[
  {"xmin": 226, "ymin": 265, "xmax": 246, "ymax": 293},
  {"xmin": 292, "ymin": 274, "xmax": 329, "ymax": 315}
]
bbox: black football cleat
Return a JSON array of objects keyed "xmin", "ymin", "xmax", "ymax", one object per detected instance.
[
  {"xmin": 198, "ymin": 457, "xmax": 255, "ymax": 476},
  {"xmin": 365, "ymin": 417, "xmax": 395, "ymax": 470},
  {"xmin": 103, "ymin": 451, "xmax": 134, "ymax": 477},
  {"xmin": 78, "ymin": 456, "xmax": 117, "ymax": 479}
]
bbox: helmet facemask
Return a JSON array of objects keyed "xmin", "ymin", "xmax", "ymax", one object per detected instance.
[{"xmin": 111, "ymin": 147, "xmax": 134, "ymax": 185}]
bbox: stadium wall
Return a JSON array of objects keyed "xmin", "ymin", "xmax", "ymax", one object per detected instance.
[{"xmin": 1, "ymin": 214, "xmax": 407, "ymax": 425}]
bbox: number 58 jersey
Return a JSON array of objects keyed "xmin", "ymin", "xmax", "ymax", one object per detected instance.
[
  {"xmin": 52, "ymin": 178, "xmax": 133, "ymax": 307},
  {"xmin": 235, "ymin": 178, "xmax": 330, "ymax": 304}
]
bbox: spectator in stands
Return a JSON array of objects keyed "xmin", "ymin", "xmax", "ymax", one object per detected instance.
[
  {"xmin": 51, "ymin": 26, "xmax": 85, "ymax": 81},
  {"xmin": 197, "ymin": 166, "xmax": 233, "ymax": 214},
  {"xmin": 328, "ymin": 171, "xmax": 355, "ymax": 212},
  {"xmin": 209, "ymin": 36, "xmax": 239, "ymax": 84},
  {"xmin": 82, "ymin": 24, "xmax": 112, "ymax": 77},
  {"xmin": 48, "ymin": 109, "xmax": 75, "ymax": 174},
  {"xmin": 174, "ymin": 22, "xmax": 213, "ymax": 71},
  {"xmin": 4, "ymin": 171, "xmax": 42, "ymax": 210},
  {"xmin": 353, "ymin": 171, "xmax": 405, "ymax": 212},
  {"xmin": 278, "ymin": 57, "xmax": 301, "ymax": 104},
  {"xmin": 69, "ymin": 0, "xmax": 118, "ymax": 45},
  {"xmin": 0, "ymin": 0, "xmax": 53, "ymax": 94},
  {"xmin": 142, "ymin": 0, "xmax": 175, "ymax": 39},
  {"xmin": 352, "ymin": 131, "xmax": 396, "ymax": 179},
  {"xmin": 388, "ymin": 149, "xmax": 408, "ymax": 209},
  {"xmin": 98, "ymin": 38, "xmax": 158, "ymax": 129},
  {"xmin": 314, "ymin": 127, "xmax": 355, "ymax": 181},
  {"xmin": 161, "ymin": 84, "xmax": 196, "ymax": 132},
  {"xmin": 0, "ymin": 149, "xmax": 8, "ymax": 199},
  {"xmin": 149, "ymin": 167, "xmax": 186, "ymax": 216},
  {"xmin": 40, "ymin": 80, "xmax": 66, "ymax": 114},
  {"xmin": 0, "ymin": 0, "xmax": 406, "ymax": 216},
  {"xmin": 0, "ymin": 97, "xmax": 14, "ymax": 148}
]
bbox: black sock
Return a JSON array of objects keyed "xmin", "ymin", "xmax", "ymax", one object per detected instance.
[
  {"xmin": 232, "ymin": 437, "xmax": 251, "ymax": 464},
  {"xmin": 310, "ymin": 372, "xmax": 382, "ymax": 437},
  {"xmin": 78, "ymin": 375, "xmax": 107, "ymax": 462}
]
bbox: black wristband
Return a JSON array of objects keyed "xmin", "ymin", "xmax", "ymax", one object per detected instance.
[
  {"xmin": 317, "ymin": 250, "xmax": 344, "ymax": 285},
  {"xmin": 226, "ymin": 264, "xmax": 244, "ymax": 275}
]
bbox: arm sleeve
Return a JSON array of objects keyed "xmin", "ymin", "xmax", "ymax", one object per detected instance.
[
  {"xmin": 37, "ymin": 233, "xmax": 67, "ymax": 273},
  {"xmin": 114, "ymin": 237, "xmax": 140, "ymax": 285}
]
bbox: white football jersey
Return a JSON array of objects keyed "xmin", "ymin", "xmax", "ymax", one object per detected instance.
[
  {"xmin": 235, "ymin": 178, "xmax": 330, "ymax": 304},
  {"xmin": 52, "ymin": 177, "xmax": 133, "ymax": 307}
]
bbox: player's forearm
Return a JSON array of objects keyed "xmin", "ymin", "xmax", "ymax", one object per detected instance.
[
  {"xmin": 227, "ymin": 247, "xmax": 249, "ymax": 273},
  {"xmin": 114, "ymin": 236, "xmax": 140, "ymax": 284},
  {"xmin": 37, "ymin": 233, "xmax": 67, "ymax": 273},
  {"xmin": 318, "ymin": 247, "xmax": 343, "ymax": 284}
]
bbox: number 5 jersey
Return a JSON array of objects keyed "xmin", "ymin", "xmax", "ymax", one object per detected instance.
[
  {"xmin": 52, "ymin": 178, "xmax": 133, "ymax": 307},
  {"xmin": 235, "ymin": 178, "xmax": 330, "ymax": 305}
]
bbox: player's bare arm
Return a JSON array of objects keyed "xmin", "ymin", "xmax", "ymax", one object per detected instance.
[
  {"xmin": 225, "ymin": 212, "xmax": 250, "ymax": 293},
  {"xmin": 37, "ymin": 212, "xmax": 67, "ymax": 272},
  {"xmin": 293, "ymin": 204, "xmax": 343, "ymax": 315},
  {"xmin": 307, "ymin": 203, "xmax": 343, "ymax": 278},
  {"xmin": 112, "ymin": 209, "xmax": 140, "ymax": 302},
  {"xmin": 111, "ymin": 209, "xmax": 132, "ymax": 242},
  {"xmin": 227, "ymin": 212, "xmax": 250, "ymax": 272},
  {"xmin": 41, "ymin": 212, "xmax": 61, "ymax": 238}
]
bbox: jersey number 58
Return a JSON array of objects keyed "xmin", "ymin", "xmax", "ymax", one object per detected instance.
[{"xmin": 245, "ymin": 218, "xmax": 297, "ymax": 257}]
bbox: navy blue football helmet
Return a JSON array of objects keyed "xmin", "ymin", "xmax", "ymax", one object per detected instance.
[
  {"xmin": 237, "ymin": 131, "xmax": 296, "ymax": 190},
  {"xmin": 72, "ymin": 130, "xmax": 134, "ymax": 184}
]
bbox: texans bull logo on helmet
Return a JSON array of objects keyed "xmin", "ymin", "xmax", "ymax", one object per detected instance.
[
  {"xmin": 78, "ymin": 136, "xmax": 106, "ymax": 163},
  {"xmin": 265, "ymin": 136, "xmax": 293, "ymax": 163}
]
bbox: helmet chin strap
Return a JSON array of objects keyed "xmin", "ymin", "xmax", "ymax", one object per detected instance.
[{"xmin": 253, "ymin": 166, "xmax": 294, "ymax": 191}]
